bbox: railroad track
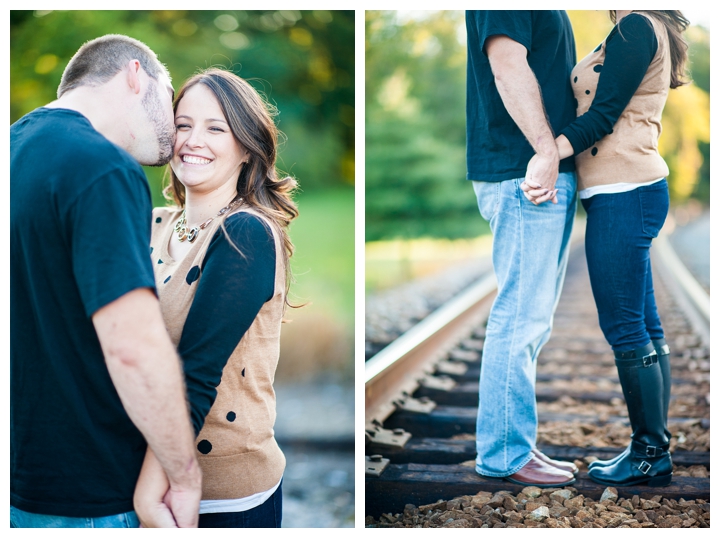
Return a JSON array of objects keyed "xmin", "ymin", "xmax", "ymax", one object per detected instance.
[{"xmin": 364, "ymin": 228, "xmax": 710, "ymax": 528}]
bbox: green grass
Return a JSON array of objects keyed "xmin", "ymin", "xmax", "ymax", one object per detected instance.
[
  {"xmin": 287, "ymin": 187, "xmax": 355, "ymax": 328},
  {"xmin": 365, "ymin": 234, "xmax": 493, "ymax": 295}
]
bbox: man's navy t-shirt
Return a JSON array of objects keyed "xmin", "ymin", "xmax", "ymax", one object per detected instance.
[
  {"xmin": 10, "ymin": 108, "xmax": 156, "ymax": 517},
  {"xmin": 466, "ymin": 10, "xmax": 577, "ymax": 182}
]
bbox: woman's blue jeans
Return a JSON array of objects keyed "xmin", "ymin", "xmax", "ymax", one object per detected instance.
[
  {"xmin": 581, "ymin": 180, "xmax": 669, "ymax": 351},
  {"xmin": 472, "ymin": 172, "xmax": 577, "ymax": 476}
]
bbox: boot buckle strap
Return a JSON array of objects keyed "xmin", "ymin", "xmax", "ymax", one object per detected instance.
[
  {"xmin": 642, "ymin": 353, "xmax": 658, "ymax": 367},
  {"xmin": 615, "ymin": 348, "xmax": 658, "ymax": 367},
  {"xmin": 644, "ymin": 445, "xmax": 664, "ymax": 457},
  {"xmin": 638, "ymin": 461, "xmax": 652, "ymax": 474}
]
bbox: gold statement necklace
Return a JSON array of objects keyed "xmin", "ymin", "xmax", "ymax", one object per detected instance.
[{"xmin": 174, "ymin": 196, "xmax": 243, "ymax": 243}]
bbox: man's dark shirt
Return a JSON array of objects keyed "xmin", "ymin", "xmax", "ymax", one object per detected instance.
[
  {"xmin": 466, "ymin": 10, "xmax": 577, "ymax": 182},
  {"xmin": 11, "ymin": 108, "xmax": 156, "ymax": 517}
]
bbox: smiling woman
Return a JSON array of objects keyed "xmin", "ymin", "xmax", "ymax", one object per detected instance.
[{"xmin": 137, "ymin": 67, "xmax": 299, "ymax": 528}]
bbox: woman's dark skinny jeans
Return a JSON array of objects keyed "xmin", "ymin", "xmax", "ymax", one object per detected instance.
[{"xmin": 581, "ymin": 179, "xmax": 669, "ymax": 352}]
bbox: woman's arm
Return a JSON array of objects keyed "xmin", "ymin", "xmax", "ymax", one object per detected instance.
[
  {"xmin": 555, "ymin": 134, "xmax": 574, "ymax": 160},
  {"xmin": 134, "ymin": 448, "xmax": 176, "ymax": 528}
]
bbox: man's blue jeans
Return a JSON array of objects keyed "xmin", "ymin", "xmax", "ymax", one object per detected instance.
[
  {"xmin": 10, "ymin": 505, "xmax": 139, "ymax": 528},
  {"xmin": 472, "ymin": 172, "xmax": 577, "ymax": 476},
  {"xmin": 581, "ymin": 179, "xmax": 668, "ymax": 351}
]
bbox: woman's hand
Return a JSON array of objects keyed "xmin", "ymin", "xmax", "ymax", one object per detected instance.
[
  {"xmin": 133, "ymin": 448, "xmax": 178, "ymax": 528},
  {"xmin": 522, "ymin": 154, "xmax": 558, "ymax": 205}
]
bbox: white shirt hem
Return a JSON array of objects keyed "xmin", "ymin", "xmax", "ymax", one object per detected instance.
[
  {"xmin": 579, "ymin": 177, "xmax": 665, "ymax": 199},
  {"xmin": 198, "ymin": 476, "xmax": 282, "ymax": 514}
]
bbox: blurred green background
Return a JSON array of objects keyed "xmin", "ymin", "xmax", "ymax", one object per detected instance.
[
  {"xmin": 365, "ymin": 10, "xmax": 709, "ymax": 292},
  {"xmin": 11, "ymin": 10, "xmax": 355, "ymax": 380}
]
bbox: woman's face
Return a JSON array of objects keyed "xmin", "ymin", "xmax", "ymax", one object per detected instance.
[{"xmin": 170, "ymin": 83, "xmax": 248, "ymax": 195}]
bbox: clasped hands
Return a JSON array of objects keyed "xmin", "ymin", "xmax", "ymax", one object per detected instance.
[
  {"xmin": 134, "ymin": 448, "xmax": 202, "ymax": 528},
  {"xmin": 520, "ymin": 153, "xmax": 559, "ymax": 205}
]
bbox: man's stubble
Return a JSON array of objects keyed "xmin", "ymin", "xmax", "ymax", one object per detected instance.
[{"xmin": 142, "ymin": 80, "xmax": 175, "ymax": 167}]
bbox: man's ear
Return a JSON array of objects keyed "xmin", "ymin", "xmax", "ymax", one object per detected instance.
[{"xmin": 126, "ymin": 59, "xmax": 142, "ymax": 95}]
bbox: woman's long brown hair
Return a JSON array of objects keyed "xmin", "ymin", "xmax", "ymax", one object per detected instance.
[
  {"xmin": 610, "ymin": 10, "xmax": 690, "ymax": 89},
  {"xmin": 165, "ymin": 68, "xmax": 299, "ymax": 301}
]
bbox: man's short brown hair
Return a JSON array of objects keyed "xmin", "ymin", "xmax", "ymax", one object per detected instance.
[{"xmin": 57, "ymin": 34, "xmax": 170, "ymax": 98}]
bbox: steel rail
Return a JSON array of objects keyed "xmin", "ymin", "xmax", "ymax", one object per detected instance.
[
  {"xmin": 653, "ymin": 232, "xmax": 710, "ymax": 346},
  {"xmin": 365, "ymin": 273, "xmax": 497, "ymax": 424}
]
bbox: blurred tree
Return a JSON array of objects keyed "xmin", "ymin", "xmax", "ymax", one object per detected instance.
[
  {"xmin": 366, "ymin": 11, "xmax": 484, "ymax": 241},
  {"xmin": 366, "ymin": 10, "xmax": 710, "ymax": 241},
  {"xmin": 10, "ymin": 10, "xmax": 355, "ymax": 205},
  {"xmin": 659, "ymin": 85, "xmax": 710, "ymax": 200},
  {"xmin": 685, "ymin": 24, "xmax": 710, "ymax": 201},
  {"xmin": 566, "ymin": 10, "xmax": 613, "ymax": 57}
]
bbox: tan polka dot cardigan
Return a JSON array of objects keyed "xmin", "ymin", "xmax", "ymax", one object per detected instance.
[
  {"xmin": 151, "ymin": 206, "xmax": 286, "ymax": 500},
  {"xmin": 570, "ymin": 13, "xmax": 671, "ymax": 190}
]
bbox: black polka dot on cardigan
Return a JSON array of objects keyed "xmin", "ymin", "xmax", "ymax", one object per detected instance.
[
  {"xmin": 226, "ymin": 412, "xmax": 236, "ymax": 422},
  {"xmin": 197, "ymin": 440, "xmax": 212, "ymax": 454},
  {"xmin": 155, "ymin": 217, "xmax": 162, "ymax": 223},
  {"xmin": 242, "ymin": 368, "xmax": 246, "ymax": 377},
  {"xmin": 573, "ymin": 76, "xmax": 578, "ymax": 83},
  {"xmin": 593, "ymin": 64, "xmax": 603, "ymax": 73},
  {"xmin": 591, "ymin": 147, "xmax": 598, "ymax": 156},
  {"xmin": 186, "ymin": 266, "xmax": 200, "ymax": 285},
  {"xmin": 585, "ymin": 90, "xmax": 591, "ymax": 95},
  {"xmin": 164, "ymin": 275, "xmax": 171, "ymax": 284},
  {"xmin": 157, "ymin": 259, "xmax": 163, "ymax": 264}
]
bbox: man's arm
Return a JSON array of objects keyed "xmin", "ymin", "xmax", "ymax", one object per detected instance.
[
  {"xmin": 486, "ymin": 34, "xmax": 559, "ymax": 203},
  {"xmin": 93, "ymin": 288, "xmax": 201, "ymax": 528}
]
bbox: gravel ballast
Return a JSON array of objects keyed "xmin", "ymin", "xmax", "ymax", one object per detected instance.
[{"xmin": 366, "ymin": 486, "xmax": 710, "ymax": 528}]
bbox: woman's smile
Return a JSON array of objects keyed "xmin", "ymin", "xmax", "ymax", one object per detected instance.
[{"xmin": 180, "ymin": 154, "xmax": 213, "ymax": 166}]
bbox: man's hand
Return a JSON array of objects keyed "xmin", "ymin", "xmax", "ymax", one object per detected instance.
[
  {"xmin": 522, "ymin": 154, "xmax": 558, "ymax": 205},
  {"xmin": 486, "ymin": 35, "xmax": 561, "ymax": 205},
  {"xmin": 134, "ymin": 448, "xmax": 202, "ymax": 528}
]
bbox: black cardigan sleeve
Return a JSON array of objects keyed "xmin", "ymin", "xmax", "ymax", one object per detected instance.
[
  {"xmin": 177, "ymin": 212, "xmax": 276, "ymax": 435},
  {"xmin": 560, "ymin": 14, "xmax": 658, "ymax": 154}
]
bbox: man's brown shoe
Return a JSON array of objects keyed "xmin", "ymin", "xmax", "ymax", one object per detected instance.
[
  {"xmin": 505, "ymin": 453, "xmax": 576, "ymax": 487},
  {"xmin": 532, "ymin": 448, "xmax": 579, "ymax": 475}
]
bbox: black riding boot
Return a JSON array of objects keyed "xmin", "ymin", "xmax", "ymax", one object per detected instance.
[
  {"xmin": 588, "ymin": 339, "xmax": 671, "ymax": 470},
  {"xmin": 588, "ymin": 343, "xmax": 672, "ymax": 487},
  {"xmin": 654, "ymin": 338, "xmax": 672, "ymax": 440}
]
